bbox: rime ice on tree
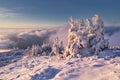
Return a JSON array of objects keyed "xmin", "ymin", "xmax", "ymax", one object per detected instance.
[
  {"xmin": 92, "ymin": 14, "xmax": 109, "ymax": 55},
  {"xmin": 64, "ymin": 17, "xmax": 85, "ymax": 57},
  {"xmin": 52, "ymin": 37, "xmax": 60, "ymax": 55},
  {"xmin": 50, "ymin": 37, "xmax": 64, "ymax": 57},
  {"xmin": 64, "ymin": 14, "xmax": 109, "ymax": 57}
]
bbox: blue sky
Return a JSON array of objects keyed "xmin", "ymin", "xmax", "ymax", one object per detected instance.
[{"xmin": 0, "ymin": 0, "xmax": 119, "ymax": 28}]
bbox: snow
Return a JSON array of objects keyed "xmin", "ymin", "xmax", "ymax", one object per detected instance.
[{"xmin": 0, "ymin": 50, "xmax": 120, "ymax": 80}]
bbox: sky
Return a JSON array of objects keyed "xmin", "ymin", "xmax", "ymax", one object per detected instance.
[{"xmin": 0, "ymin": 0, "xmax": 119, "ymax": 28}]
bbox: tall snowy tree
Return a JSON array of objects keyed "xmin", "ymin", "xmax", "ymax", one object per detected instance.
[
  {"xmin": 64, "ymin": 14, "xmax": 109, "ymax": 57},
  {"xmin": 92, "ymin": 14, "xmax": 109, "ymax": 55}
]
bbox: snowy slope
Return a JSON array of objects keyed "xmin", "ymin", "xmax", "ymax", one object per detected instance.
[{"xmin": 0, "ymin": 51, "xmax": 120, "ymax": 80}]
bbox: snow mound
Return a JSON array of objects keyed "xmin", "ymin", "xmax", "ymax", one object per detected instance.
[{"xmin": 31, "ymin": 67, "xmax": 60, "ymax": 80}]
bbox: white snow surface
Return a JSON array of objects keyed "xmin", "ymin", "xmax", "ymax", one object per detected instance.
[{"xmin": 0, "ymin": 50, "xmax": 120, "ymax": 80}]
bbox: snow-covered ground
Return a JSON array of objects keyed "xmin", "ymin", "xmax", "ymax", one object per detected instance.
[{"xmin": 0, "ymin": 50, "xmax": 120, "ymax": 80}]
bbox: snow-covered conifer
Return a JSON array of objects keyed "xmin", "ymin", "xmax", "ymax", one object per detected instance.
[{"xmin": 64, "ymin": 14, "xmax": 109, "ymax": 57}]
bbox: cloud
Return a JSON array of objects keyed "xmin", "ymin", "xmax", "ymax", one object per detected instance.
[
  {"xmin": 3, "ymin": 28, "xmax": 56, "ymax": 49},
  {"xmin": 0, "ymin": 7, "xmax": 22, "ymax": 18}
]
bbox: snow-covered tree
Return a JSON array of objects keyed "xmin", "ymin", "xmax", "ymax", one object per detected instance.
[
  {"xmin": 92, "ymin": 14, "xmax": 109, "ymax": 55},
  {"xmin": 59, "ymin": 41, "xmax": 64, "ymax": 54},
  {"xmin": 41, "ymin": 43, "xmax": 52, "ymax": 56},
  {"xmin": 64, "ymin": 17, "xmax": 84, "ymax": 57},
  {"xmin": 31, "ymin": 45, "xmax": 35, "ymax": 56},
  {"xmin": 31, "ymin": 44, "xmax": 42, "ymax": 56},
  {"xmin": 49, "ymin": 37, "xmax": 65, "ymax": 59},
  {"xmin": 64, "ymin": 14, "xmax": 109, "ymax": 57},
  {"xmin": 50, "ymin": 37, "xmax": 60, "ymax": 56}
]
